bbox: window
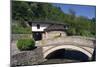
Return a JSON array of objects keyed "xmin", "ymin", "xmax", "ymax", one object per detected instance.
[
  {"xmin": 37, "ymin": 24, "xmax": 40, "ymax": 29},
  {"xmin": 64, "ymin": 25, "xmax": 66, "ymax": 28}
]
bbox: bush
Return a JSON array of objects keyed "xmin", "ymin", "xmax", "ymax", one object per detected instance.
[
  {"xmin": 67, "ymin": 28, "xmax": 76, "ymax": 35},
  {"xmin": 77, "ymin": 30, "xmax": 92, "ymax": 36},
  {"xmin": 17, "ymin": 39, "xmax": 35, "ymax": 51}
]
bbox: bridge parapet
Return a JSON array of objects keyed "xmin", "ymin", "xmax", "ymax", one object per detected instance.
[
  {"xmin": 37, "ymin": 36, "xmax": 96, "ymax": 60},
  {"xmin": 36, "ymin": 36, "xmax": 95, "ymax": 47}
]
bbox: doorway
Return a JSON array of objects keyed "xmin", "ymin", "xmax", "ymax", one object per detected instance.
[{"xmin": 33, "ymin": 32, "xmax": 42, "ymax": 41}]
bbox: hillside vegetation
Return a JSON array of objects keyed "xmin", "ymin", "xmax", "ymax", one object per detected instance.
[{"xmin": 12, "ymin": 1, "xmax": 96, "ymax": 37}]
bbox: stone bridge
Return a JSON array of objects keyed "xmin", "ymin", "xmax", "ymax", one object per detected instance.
[
  {"xmin": 11, "ymin": 36, "xmax": 96, "ymax": 66},
  {"xmin": 36, "ymin": 36, "xmax": 95, "ymax": 60}
]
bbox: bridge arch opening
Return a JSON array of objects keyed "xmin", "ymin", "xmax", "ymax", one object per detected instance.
[
  {"xmin": 46, "ymin": 49, "xmax": 89, "ymax": 62},
  {"xmin": 44, "ymin": 45, "xmax": 92, "ymax": 62}
]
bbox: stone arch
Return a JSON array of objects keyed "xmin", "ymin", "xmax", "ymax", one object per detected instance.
[{"xmin": 44, "ymin": 45, "xmax": 92, "ymax": 60}]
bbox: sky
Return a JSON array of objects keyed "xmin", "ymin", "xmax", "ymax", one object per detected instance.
[{"xmin": 53, "ymin": 3, "xmax": 96, "ymax": 19}]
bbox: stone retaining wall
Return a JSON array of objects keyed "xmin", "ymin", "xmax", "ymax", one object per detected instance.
[
  {"xmin": 11, "ymin": 47, "xmax": 45, "ymax": 66},
  {"xmin": 11, "ymin": 34, "xmax": 32, "ymax": 41}
]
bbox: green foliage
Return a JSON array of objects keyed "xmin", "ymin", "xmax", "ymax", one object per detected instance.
[
  {"xmin": 12, "ymin": 1, "xmax": 96, "ymax": 37},
  {"xmin": 12, "ymin": 20, "xmax": 32, "ymax": 34},
  {"xmin": 77, "ymin": 30, "xmax": 92, "ymax": 36},
  {"xmin": 67, "ymin": 28, "xmax": 76, "ymax": 35},
  {"xmin": 17, "ymin": 39, "xmax": 35, "ymax": 51},
  {"xmin": 12, "ymin": 25, "xmax": 32, "ymax": 34}
]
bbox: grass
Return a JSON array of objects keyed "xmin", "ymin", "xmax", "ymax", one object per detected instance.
[{"xmin": 12, "ymin": 26, "xmax": 32, "ymax": 34}]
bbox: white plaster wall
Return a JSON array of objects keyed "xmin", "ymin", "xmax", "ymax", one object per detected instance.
[{"xmin": 32, "ymin": 23, "xmax": 49, "ymax": 31}]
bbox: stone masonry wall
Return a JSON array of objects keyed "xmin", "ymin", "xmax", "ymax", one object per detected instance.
[
  {"xmin": 11, "ymin": 47, "xmax": 45, "ymax": 66},
  {"xmin": 11, "ymin": 34, "xmax": 32, "ymax": 41},
  {"xmin": 42, "ymin": 31, "xmax": 66, "ymax": 40}
]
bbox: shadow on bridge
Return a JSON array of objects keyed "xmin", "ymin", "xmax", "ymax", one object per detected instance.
[{"xmin": 46, "ymin": 49, "xmax": 89, "ymax": 62}]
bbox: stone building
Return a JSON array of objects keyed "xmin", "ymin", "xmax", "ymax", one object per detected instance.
[{"xmin": 28, "ymin": 21, "xmax": 68, "ymax": 41}]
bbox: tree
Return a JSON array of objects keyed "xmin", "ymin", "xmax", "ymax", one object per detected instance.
[
  {"xmin": 67, "ymin": 28, "xmax": 76, "ymax": 35},
  {"xmin": 68, "ymin": 8, "xmax": 76, "ymax": 20},
  {"xmin": 12, "ymin": 1, "xmax": 96, "ymax": 37},
  {"xmin": 91, "ymin": 17, "xmax": 96, "ymax": 22}
]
